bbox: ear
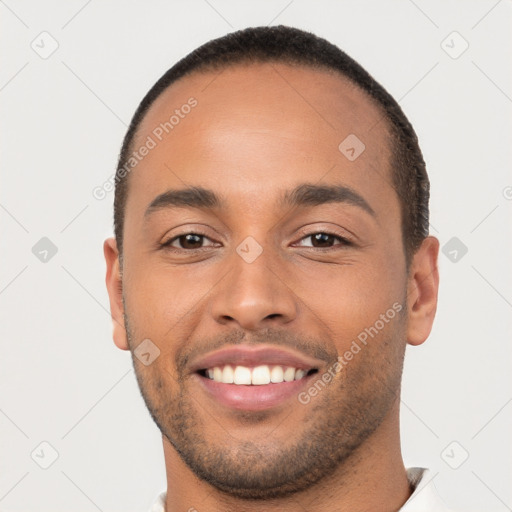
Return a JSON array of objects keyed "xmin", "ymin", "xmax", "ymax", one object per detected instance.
[
  {"xmin": 104, "ymin": 237, "xmax": 129, "ymax": 351},
  {"xmin": 406, "ymin": 236, "xmax": 440, "ymax": 346}
]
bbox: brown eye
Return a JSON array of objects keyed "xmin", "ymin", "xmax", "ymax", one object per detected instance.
[
  {"xmin": 176, "ymin": 234, "xmax": 204, "ymax": 249},
  {"xmin": 296, "ymin": 232, "xmax": 351, "ymax": 249},
  {"xmin": 163, "ymin": 233, "xmax": 216, "ymax": 250},
  {"xmin": 310, "ymin": 233, "xmax": 337, "ymax": 248}
]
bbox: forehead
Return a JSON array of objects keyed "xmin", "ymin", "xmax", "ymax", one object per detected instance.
[
  {"xmin": 126, "ymin": 62, "xmax": 396, "ymax": 223},
  {"xmin": 135, "ymin": 61, "xmax": 390, "ymax": 154}
]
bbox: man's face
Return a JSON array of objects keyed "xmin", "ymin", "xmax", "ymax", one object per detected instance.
[{"xmin": 114, "ymin": 63, "xmax": 411, "ymax": 498}]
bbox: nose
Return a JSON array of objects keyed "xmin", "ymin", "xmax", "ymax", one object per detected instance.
[{"xmin": 209, "ymin": 247, "xmax": 298, "ymax": 331}]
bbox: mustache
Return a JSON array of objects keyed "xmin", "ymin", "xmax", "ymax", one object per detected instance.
[{"xmin": 176, "ymin": 327, "xmax": 336, "ymax": 375}]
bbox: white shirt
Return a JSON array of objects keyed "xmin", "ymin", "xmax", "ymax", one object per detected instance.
[{"xmin": 149, "ymin": 467, "xmax": 453, "ymax": 511}]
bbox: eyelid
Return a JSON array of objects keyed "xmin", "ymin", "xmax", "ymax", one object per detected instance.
[
  {"xmin": 292, "ymin": 232, "xmax": 352, "ymax": 249},
  {"xmin": 292, "ymin": 225, "xmax": 355, "ymax": 245},
  {"xmin": 161, "ymin": 230, "xmax": 217, "ymax": 249},
  {"xmin": 159, "ymin": 222, "xmax": 224, "ymax": 246}
]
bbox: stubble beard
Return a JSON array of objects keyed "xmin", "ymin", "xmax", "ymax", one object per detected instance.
[{"xmin": 124, "ymin": 307, "xmax": 406, "ymax": 500}]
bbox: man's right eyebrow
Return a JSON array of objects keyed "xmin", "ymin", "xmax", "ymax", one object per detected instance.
[{"xmin": 144, "ymin": 186, "xmax": 223, "ymax": 218}]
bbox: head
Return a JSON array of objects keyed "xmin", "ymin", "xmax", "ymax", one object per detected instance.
[{"xmin": 104, "ymin": 25, "xmax": 439, "ymax": 499}]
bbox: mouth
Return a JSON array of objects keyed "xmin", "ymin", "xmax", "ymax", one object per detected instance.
[
  {"xmin": 194, "ymin": 367, "xmax": 319, "ymax": 411},
  {"xmin": 190, "ymin": 344, "xmax": 324, "ymax": 411}
]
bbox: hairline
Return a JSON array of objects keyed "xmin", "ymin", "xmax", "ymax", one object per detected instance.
[{"xmin": 128, "ymin": 60, "xmax": 390, "ymax": 161}]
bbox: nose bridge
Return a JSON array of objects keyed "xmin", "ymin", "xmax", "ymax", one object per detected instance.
[{"xmin": 210, "ymin": 238, "xmax": 298, "ymax": 329}]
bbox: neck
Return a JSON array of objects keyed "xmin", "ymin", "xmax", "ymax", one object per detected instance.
[{"xmin": 162, "ymin": 400, "xmax": 411, "ymax": 512}]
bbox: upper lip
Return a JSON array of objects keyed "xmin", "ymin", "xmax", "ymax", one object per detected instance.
[{"xmin": 189, "ymin": 344, "xmax": 323, "ymax": 373}]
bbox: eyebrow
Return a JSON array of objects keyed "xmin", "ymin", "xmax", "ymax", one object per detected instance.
[{"xmin": 144, "ymin": 183, "xmax": 375, "ymax": 218}]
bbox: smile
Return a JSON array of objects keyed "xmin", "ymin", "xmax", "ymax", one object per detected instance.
[
  {"xmin": 198, "ymin": 364, "xmax": 317, "ymax": 385},
  {"xmin": 190, "ymin": 344, "xmax": 324, "ymax": 410}
]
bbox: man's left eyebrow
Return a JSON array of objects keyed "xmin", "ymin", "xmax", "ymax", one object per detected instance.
[{"xmin": 279, "ymin": 183, "xmax": 376, "ymax": 217}]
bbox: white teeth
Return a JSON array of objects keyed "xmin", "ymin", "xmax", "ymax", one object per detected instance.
[
  {"xmin": 206, "ymin": 364, "xmax": 311, "ymax": 385},
  {"xmin": 233, "ymin": 365, "xmax": 252, "ymax": 385},
  {"xmin": 283, "ymin": 367, "xmax": 296, "ymax": 382},
  {"xmin": 213, "ymin": 367, "xmax": 223, "ymax": 382},
  {"xmin": 251, "ymin": 365, "xmax": 271, "ymax": 385},
  {"xmin": 270, "ymin": 365, "xmax": 284, "ymax": 383},
  {"xmin": 294, "ymin": 369, "xmax": 306, "ymax": 380},
  {"xmin": 221, "ymin": 365, "xmax": 234, "ymax": 384}
]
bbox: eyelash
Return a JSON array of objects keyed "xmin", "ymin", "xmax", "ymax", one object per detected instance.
[{"xmin": 160, "ymin": 230, "xmax": 353, "ymax": 253}]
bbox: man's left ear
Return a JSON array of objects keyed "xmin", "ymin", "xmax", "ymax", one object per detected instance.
[{"xmin": 406, "ymin": 236, "xmax": 440, "ymax": 346}]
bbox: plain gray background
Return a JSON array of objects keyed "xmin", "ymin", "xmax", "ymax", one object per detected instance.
[{"xmin": 1, "ymin": 1, "xmax": 511, "ymax": 511}]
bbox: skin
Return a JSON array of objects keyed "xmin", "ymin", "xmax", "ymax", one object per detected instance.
[{"xmin": 104, "ymin": 62, "xmax": 439, "ymax": 512}]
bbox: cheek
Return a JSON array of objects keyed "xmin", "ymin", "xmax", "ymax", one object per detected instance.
[
  {"xmin": 305, "ymin": 259, "xmax": 406, "ymax": 347},
  {"xmin": 123, "ymin": 261, "xmax": 214, "ymax": 336}
]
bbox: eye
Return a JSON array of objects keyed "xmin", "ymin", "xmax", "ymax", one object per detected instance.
[
  {"xmin": 295, "ymin": 232, "xmax": 351, "ymax": 249},
  {"xmin": 160, "ymin": 230, "xmax": 352, "ymax": 253},
  {"xmin": 162, "ymin": 232, "xmax": 217, "ymax": 251}
]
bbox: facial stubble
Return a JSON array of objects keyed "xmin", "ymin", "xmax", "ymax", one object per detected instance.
[{"xmin": 123, "ymin": 301, "xmax": 407, "ymax": 500}]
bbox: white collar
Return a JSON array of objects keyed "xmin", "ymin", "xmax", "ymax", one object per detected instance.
[
  {"xmin": 149, "ymin": 467, "xmax": 453, "ymax": 511},
  {"xmin": 401, "ymin": 467, "xmax": 454, "ymax": 511}
]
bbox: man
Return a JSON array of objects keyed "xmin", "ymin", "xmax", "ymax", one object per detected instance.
[{"xmin": 104, "ymin": 25, "xmax": 451, "ymax": 511}]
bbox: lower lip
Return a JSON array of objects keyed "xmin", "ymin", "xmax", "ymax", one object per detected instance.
[{"xmin": 194, "ymin": 373, "xmax": 316, "ymax": 411}]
